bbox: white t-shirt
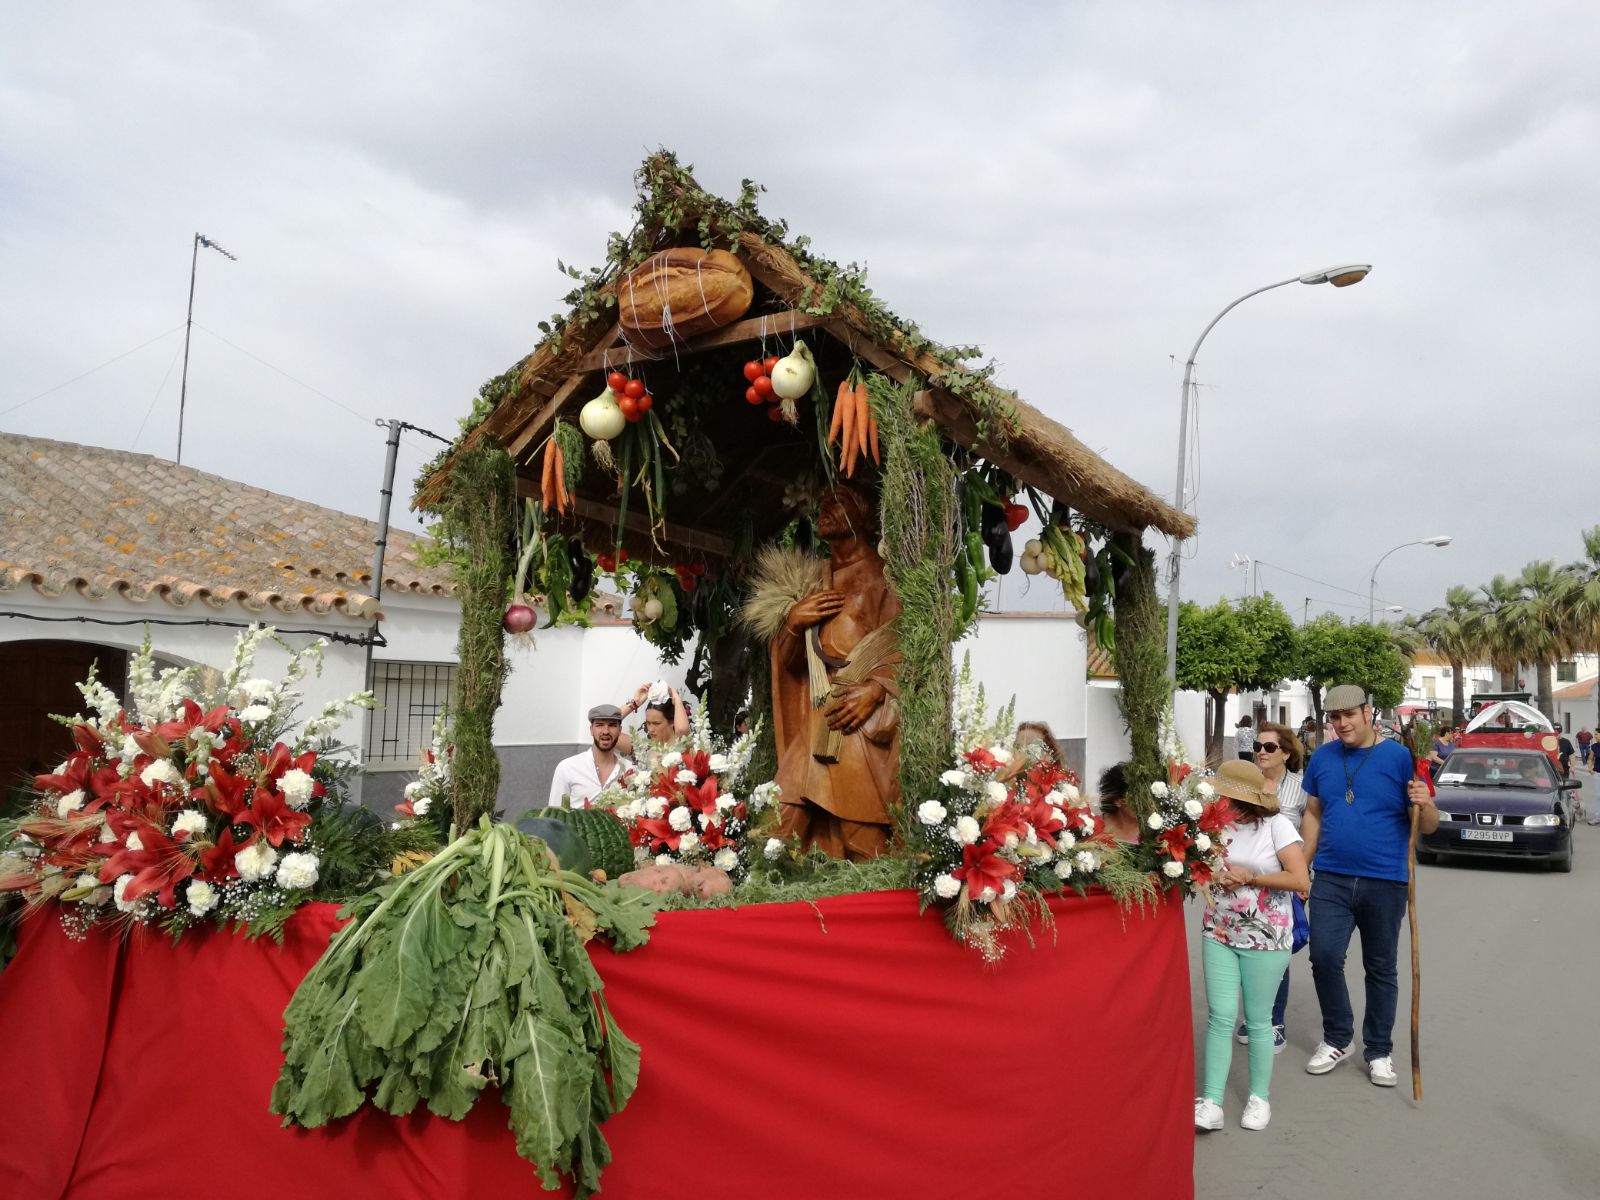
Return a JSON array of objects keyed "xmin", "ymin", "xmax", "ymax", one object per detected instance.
[
  {"xmin": 1202, "ymin": 813, "xmax": 1303, "ymax": 952},
  {"xmin": 1270, "ymin": 771, "xmax": 1307, "ymax": 831},
  {"xmin": 547, "ymin": 750, "xmax": 630, "ymax": 809}
]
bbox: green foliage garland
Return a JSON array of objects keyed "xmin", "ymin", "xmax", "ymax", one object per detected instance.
[
  {"xmin": 440, "ymin": 438, "xmax": 515, "ymax": 827},
  {"xmin": 873, "ymin": 374, "xmax": 960, "ymax": 824},
  {"xmin": 1111, "ymin": 538, "xmax": 1168, "ymax": 817}
]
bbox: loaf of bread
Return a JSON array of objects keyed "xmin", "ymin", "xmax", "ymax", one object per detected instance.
[{"xmin": 616, "ymin": 247, "xmax": 753, "ymax": 348}]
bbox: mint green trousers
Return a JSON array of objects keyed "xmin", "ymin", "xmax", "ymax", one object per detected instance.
[{"xmin": 1202, "ymin": 936, "xmax": 1290, "ymax": 1102}]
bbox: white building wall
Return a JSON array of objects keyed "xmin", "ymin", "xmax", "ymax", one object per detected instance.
[{"xmin": 960, "ymin": 613, "xmax": 1087, "ymax": 743}]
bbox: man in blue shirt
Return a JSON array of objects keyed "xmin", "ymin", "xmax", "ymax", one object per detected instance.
[{"xmin": 1299, "ymin": 684, "xmax": 1437, "ymax": 1087}]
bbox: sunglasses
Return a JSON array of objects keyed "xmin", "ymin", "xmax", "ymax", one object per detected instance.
[{"xmin": 1252, "ymin": 741, "xmax": 1282, "ymax": 753}]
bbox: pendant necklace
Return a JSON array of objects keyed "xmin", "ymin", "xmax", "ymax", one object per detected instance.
[{"xmin": 1340, "ymin": 739, "xmax": 1376, "ymax": 803}]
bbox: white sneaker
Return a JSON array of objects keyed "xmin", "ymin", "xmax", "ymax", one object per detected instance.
[
  {"xmin": 1368, "ymin": 1055, "xmax": 1398, "ymax": 1087},
  {"xmin": 1306, "ymin": 1040, "xmax": 1352, "ymax": 1074},
  {"xmin": 1241, "ymin": 1094, "xmax": 1271, "ymax": 1130},
  {"xmin": 1194, "ymin": 1097, "xmax": 1224, "ymax": 1131}
]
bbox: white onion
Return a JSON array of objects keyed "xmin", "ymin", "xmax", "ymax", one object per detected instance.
[
  {"xmin": 769, "ymin": 339, "xmax": 816, "ymax": 400},
  {"xmin": 579, "ymin": 389, "xmax": 626, "ymax": 441}
]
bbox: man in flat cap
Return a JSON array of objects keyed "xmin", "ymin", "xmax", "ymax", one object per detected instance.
[
  {"xmin": 1299, "ymin": 684, "xmax": 1436, "ymax": 1088},
  {"xmin": 547, "ymin": 703, "xmax": 632, "ymax": 808}
]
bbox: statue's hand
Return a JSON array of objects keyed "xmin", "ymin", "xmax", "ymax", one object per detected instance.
[
  {"xmin": 824, "ymin": 680, "xmax": 884, "ymax": 734},
  {"xmin": 785, "ymin": 590, "xmax": 845, "ymax": 635}
]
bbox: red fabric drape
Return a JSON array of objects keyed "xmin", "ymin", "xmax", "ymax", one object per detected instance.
[{"xmin": 0, "ymin": 890, "xmax": 1193, "ymax": 1200}]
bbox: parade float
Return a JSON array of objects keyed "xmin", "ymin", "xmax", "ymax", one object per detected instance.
[{"xmin": 0, "ymin": 153, "xmax": 1218, "ymax": 1199}]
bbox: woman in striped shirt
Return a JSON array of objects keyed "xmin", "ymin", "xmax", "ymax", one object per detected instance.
[{"xmin": 1236, "ymin": 721, "xmax": 1308, "ymax": 1053}]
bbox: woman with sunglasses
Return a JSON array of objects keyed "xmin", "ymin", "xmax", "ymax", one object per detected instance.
[{"xmin": 1235, "ymin": 722, "xmax": 1308, "ymax": 1053}]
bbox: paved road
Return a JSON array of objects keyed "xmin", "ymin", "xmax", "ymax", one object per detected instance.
[{"xmin": 1190, "ymin": 769, "xmax": 1600, "ymax": 1199}]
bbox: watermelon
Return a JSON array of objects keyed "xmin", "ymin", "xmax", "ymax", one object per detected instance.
[
  {"xmin": 515, "ymin": 815, "xmax": 594, "ymax": 876},
  {"xmin": 537, "ymin": 806, "xmax": 636, "ymax": 879}
]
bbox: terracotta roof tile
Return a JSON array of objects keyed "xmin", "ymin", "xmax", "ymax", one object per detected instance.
[{"xmin": 0, "ymin": 432, "xmax": 453, "ymax": 621}]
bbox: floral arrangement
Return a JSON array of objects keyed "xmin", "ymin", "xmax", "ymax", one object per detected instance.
[
  {"xmin": 1136, "ymin": 760, "xmax": 1235, "ymax": 892},
  {"xmin": 394, "ymin": 714, "xmax": 452, "ymax": 827},
  {"xmin": 602, "ymin": 698, "xmax": 779, "ymax": 880},
  {"xmin": 0, "ymin": 627, "xmax": 427, "ymax": 943},
  {"xmin": 908, "ymin": 660, "xmax": 1114, "ymax": 958}
]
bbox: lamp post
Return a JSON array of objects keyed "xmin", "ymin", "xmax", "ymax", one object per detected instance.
[
  {"xmin": 1164, "ymin": 265, "xmax": 1373, "ymax": 682},
  {"xmin": 1368, "ymin": 536, "xmax": 1451, "ymax": 622}
]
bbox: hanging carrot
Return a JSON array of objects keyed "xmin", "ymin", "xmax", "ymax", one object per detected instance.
[
  {"xmin": 553, "ymin": 441, "xmax": 569, "ymax": 513},
  {"xmin": 828, "ymin": 378, "xmax": 850, "ymax": 446},
  {"xmin": 839, "ymin": 380, "xmax": 858, "ymax": 475},
  {"xmin": 855, "ymin": 381, "xmax": 871, "ymax": 460},
  {"xmin": 541, "ymin": 438, "xmax": 556, "ymax": 510}
]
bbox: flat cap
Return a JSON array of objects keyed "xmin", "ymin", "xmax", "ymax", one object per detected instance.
[
  {"xmin": 587, "ymin": 703, "xmax": 623, "ymax": 722},
  {"xmin": 1323, "ymin": 684, "xmax": 1369, "ymax": 712}
]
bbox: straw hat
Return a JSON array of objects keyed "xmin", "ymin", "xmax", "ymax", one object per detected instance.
[{"xmin": 1209, "ymin": 760, "xmax": 1279, "ymax": 813}]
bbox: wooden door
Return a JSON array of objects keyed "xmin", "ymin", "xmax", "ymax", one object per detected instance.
[{"xmin": 0, "ymin": 641, "xmax": 127, "ymax": 802}]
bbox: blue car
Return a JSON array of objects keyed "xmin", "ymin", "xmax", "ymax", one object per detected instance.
[{"xmin": 1419, "ymin": 748, "xmax": 1579, "ymax": 873}]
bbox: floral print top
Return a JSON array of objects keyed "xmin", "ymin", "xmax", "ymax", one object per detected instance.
[{"xmin": 1202, "ymin": 813, "xmax": 1303, "ymax": 952}]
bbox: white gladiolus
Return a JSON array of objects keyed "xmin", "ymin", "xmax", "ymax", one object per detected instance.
[
  {"xmin": 1182, "ymin": 799, "xmax": 1204, "ymax": 819},
  {"xmin": 933, "ymin": 873, "xmax": 962, "ymax": 899},
  {"xmin": 953, "ymin": 816, "xmax": 981, "ymax": 845},
  {"xmin": 403, "ymin": 781, "xmax": 422, "ymax": 799},
  {"xmin": 1147, "ymin": 811, "xmax": 1166, "ymax": 830},
  {"xmin": 708, "ymin": 754, "xmax": 730, "ymax": 774},
  {"xmin": 234, "ymin": 841, "xmax": 278, "ymax": 883},
  {"xmin": 172, "ymin": 810, "xmax": 208, "ymax": 838},
  {"xmin": 668, "ymin": 807, "xmax": 694, "ymax": 832},
  {"xmin": 1150, "ymin": 782, "xmax": 1169, "ymax": 799},
  {"xmin": 712, "ymin": 848, "xmax": 738, "ymax": 872},
  {"xmin": 186, "ymin": 879, "xmax": 219, "ymax": 916},
  {"xmin": 275, "ymin": 852, "xmax": 320, "ymax": 890},
  {"xmin": 241, "ymin": 678, "xmax": 277, "ymax": 702},
  {"xmin": 278, "ymin": 768, "xmax": 316, "ymax": 810},
  {"xmin": 763, "ymin": 837, "xmax": 785, "ymax": 861},
  {"xmin": 1163, "ymin": 860, "xmax": 1185, "ymax": 878},
  {"xmin": 412, "ymin": 796, "xmax": 432, "ymax": 818},
  {"xmin": 119, "ymin": 735, "xmax": 141, "ymax": 762},
  {"xmin": 57, "ymin": 789, "xmax": 87, "ymax": 818},
  {"xmin": 917, "ymin": 800, "xmax": 948, "ymax": 826}
]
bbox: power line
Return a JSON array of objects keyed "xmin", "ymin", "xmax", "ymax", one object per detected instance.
[
  {"xmin": 1255, "ymin": 559, "xmax": 1374, "ymax": 603},
  {"xmin": 0, "ymin": 326, "xmax": 185, "ymax": 419},
  {"xmin": 1, "ymin": 610, "xmax": 382, "ymax": 648},
  {"xmin": 191, "ymin": 321, "xmax": 375, "ymax": 427},
  {"xmin": 130, "ymin": 339, "xmax": 187, "ymax": 451}
]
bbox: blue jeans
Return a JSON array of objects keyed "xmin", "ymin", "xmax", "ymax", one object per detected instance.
[{"xmin": 1307, "ymin": 870, "xmax": 1408, "ymax": 1061}]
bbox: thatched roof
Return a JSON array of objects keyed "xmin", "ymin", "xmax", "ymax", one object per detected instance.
[{"xmin": 416, "ymin": 152, "xmax": 1193, "ymax": 548}]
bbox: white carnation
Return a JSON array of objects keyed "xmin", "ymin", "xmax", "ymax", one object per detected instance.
[
  {"xmin": 74, "ymin": 873, "xmax": 108, "ymax": 905},
  {"xmin": 644, "ymin": 797, "xmax": 668, "ymax": 819},
  {"xmin": 715, "ymin": 795, "xmax": 736, "ymax": 811},
  {"xmin": 916, "ymin": 800, "xmax": 948, "ymax": 826},
  {"xmin": 1195, "ymin": 833, "xmax": 1212, "ymax": 853},
  {"xmin": 119, "ymin": 735, "xmax": 141, "ymax": 762},
  {"xmin": 98, "ymin": 822, "xmax": 117, "ymax": 844},
  {"xmin": 677, "ymin": 831, "xmax": 699, "ymax": 853},
  {"xmin": 1058, "ymin": 831, "xmax": 1076, "ymax": 851},
  {"xmin": 402, "ymin": 780, "xmax": 423, "ymax": 799},
  {"xmin": 1163, "ymin": 860, "xmax": 1185, "ymax": 878},
  {"xmin": 112, "ymin": 873, "xmax": 139, "ymax": 913},
  {"xmin": 124, "ymin": 831, "xmax": 145, "ymax": 852},
  {"xmin": 186, "ymin": 879, "xmax": 219, "ymax": 916},
  {"xmin": 985, "ymin": 781, "xmax": 1009, "ymax": 804},
  {"xmin": 988, "ymin": 745, "xmax": 1013, "ymax": 766},
  {"xmin": 1183, "ymin": 798, "xmax": 1204, "ymax": 819},
  {"xmin": 234, "ymin": 841, "xmax": 278, "ymax": 883},
  {"xmin": 1076, "ymin": 813, "xmax": 1096, "ymax": 834},
  {"xmin": 668, "ymin": 807, "xmax": 694, "ymax": 832},
  {"xmin": 274, "ymin": 851, "xmax": 320, "ymax": 891},
  {"xmin": 933, "ymin": 873, "xmax": 962, "ymax": 899},
  {"xmin": 278, "ymin": 768, "xmax": 316, "ymax": 810},
  {"xmin": 1053, "ymin": 859, "xmax": 1074, "ymax": 880},
  {"xmin": 412, "ymin": 796, "xmax": 432, "ymax": 818},
  {"xmin": 953, "ymin": 815, "xmax": 981, "ymax": 845},
  {"xmin": 139, "ymin": 759, "xmax": 183, "ymax": 790},
  {"xmin": 763, "ymin": 837, "xmax": 785, "ymax": 861},
  {"xmin": 1150, "ymin": 782, "xmax": 1170, "ymax": 799},
  {"xmin": 238, "ymin": 705, "xmax": 273, "ymax": 724},
  {"xmin": 712, "ymin": 848, "xmax": 738, "ymax": 871},
  {"xmin": 1049, "ymin": 807, "xmax": 1066, "ymax": 826},
  {"xmin": 172, "ymin": 810, "xmax": 208, "ymax": 838},
  {"xmin": 57, "ymin": 789, "xmax": 87, "ymax": 818},
  {"xmin": 708, "ymin": 754, "xmax": 730, "ymax": 773},
  {"xmin": 940, "ymin": 769, "xmax": 967, "ymax": 787},
  {"xmin": 698, "ymin": 811, "xmax": 720, "ymax": 831},
  {"xmin": 675, "ymin": 769, "xmax": 698, "ymax": 785},
  {"xmin": 661, "ymin": 751, "xmax": 683, "ymax": 770},
  {"xmin": 1074, "ymin": 850, "xmax": 1098, "ymax": 873},
  {"xmin": 1147, "ymin": 811, "xmax": 1166, "ymax": 830},
  {"xmin": 1000, "ymin": 879, "xmax": 1018, "ymax": 902},
  {"xmin": 1196, "ymin": 781, "xmax": 1215, "ymax": 799},
  {"xmin": 655, "ymin": 853, "xmax": 675, "ymax": 867},
  {"xmin": 1058, "ymin": 784, "xmax": 1081, "ymax": 805}
]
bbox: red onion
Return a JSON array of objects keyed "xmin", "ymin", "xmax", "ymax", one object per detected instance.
[{"xmin": 503, "ymin": 604, "xmax": 536, "ymax": 634}]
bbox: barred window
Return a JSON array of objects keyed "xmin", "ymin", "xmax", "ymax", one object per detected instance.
[
  {"xmin": 1556, "ymin": 661, "xmax": 1577, "ymax": 683},
  {"xmin": 365, "ymin": 661, "xmax": 455, "ymax": 767}
]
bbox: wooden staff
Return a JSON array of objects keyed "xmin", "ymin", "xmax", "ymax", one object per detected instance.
[{"xmin": 1401, "ymin": 719, "xmax": 1428, "ymax": 1102}]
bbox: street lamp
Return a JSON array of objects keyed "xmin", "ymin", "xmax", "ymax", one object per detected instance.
[
  {"xmin": 1163, "ymin": 265, "xmax": 1373, "ymax": 682},
  {"xmin": 1367, "ymin": 536, "xmax": 1451, "ymax": 622}
]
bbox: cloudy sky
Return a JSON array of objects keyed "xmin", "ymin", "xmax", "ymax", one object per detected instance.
[{"xmin": 3, "ymin": 2, "xmax": 1595, "ymax": 622}]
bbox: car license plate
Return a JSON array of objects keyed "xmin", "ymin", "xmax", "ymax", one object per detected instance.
[{"xmin": 1462, "ymin": 829, "xmax": 1513, "ymax": 843}]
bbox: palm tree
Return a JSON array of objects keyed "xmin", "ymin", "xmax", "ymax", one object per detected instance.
[
  {"xmin": 1559, "ymin": 526, "xmax": 1600, "ymax": 731},
  {"xmin": 1468, "ymin": 574, "xmax": 1529, "ymax": 694},
  {"xmin": 1408, "ymin": 584, "xmax": 1482, "ymax": 724},
  {"xmin": 1504, "ymin": 561, "xmax": 1576, "ymax": 718}
]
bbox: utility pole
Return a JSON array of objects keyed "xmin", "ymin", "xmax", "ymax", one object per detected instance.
[
  {"xmin": 364, "ymin": 419, "xmax": 403, "ymax": 692},
  {"xmin": 176, "ymin": 233, "xmax": 237, "ymax": 465}
]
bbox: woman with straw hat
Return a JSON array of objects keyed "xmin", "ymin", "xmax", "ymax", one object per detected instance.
[{"xmin": 1195, "ymin": 760, "xmax": 1311, "ymax": 1133}]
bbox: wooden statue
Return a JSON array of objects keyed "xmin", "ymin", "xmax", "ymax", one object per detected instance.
[{"xmin": 747, "ymin": 483, "xmax": 900, "ymax": 860}]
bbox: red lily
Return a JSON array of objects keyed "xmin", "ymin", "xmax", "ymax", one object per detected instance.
[
  {"xmin": 1168, "ymin": 759, "xmax": 1193, "ymax": 787},
  {"xmin": 96, "ymin": 824, "xmax": 195, "ymax": 908},
  {"xmin": 981, "ymin": 800, "xmax": 1031, "ymax": 848},
  {"xmin": 257, "ymin": 742, "xmax": 319, "ymax": 791},
  {"xmin": 236, "ymin": 785, "xmax": 311, "ymax": 847},
  {"xmin": 153, "ymin": 699, "xmax": 231, "ymax": 745},
  {"xmin": 963, "ymin": 747, "xmax": 1002, "ymax": 774},
  {"xmin": 1197, "ymin": 798, "xmax": 1236, "ymax": 835},
  {"xmin": 629, "ymin": 816, "xmax": 675, "ymax": 853},
  {"xmin": 72, "ymin": 723, "xmax": 106, "ymax": 756},
  {"xmin": 1189, "ymin": 861, "xmax": 1214, "ymax": 888},
  {"xmin": 1158, "ymin": 825, "xmax": 1193, "ymax": 863},
  {"xmin": 202, "ymin": 762, "xmax": 252, "ymax": 820},
  {"xmin": 1019, "ymin": 797, "xmax": 1066, "ymax": 850},
  {"xmin": 682, "ymin": 777, "xmax": 721, "ymax": 818},
  {"xmin": 951, "ymin": 838, "xmax": 1020, "ymax": 903},
  {"xmin": 197, "ymin": 827, "xmax": 243, "ymax": 880},
  {"xmin": 681, "ymin": 748, "xmax": 712, "ymax": 779},
  {"xmin": 34, "ymin": 750, "xmax": 96, "ymax": 798}
]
